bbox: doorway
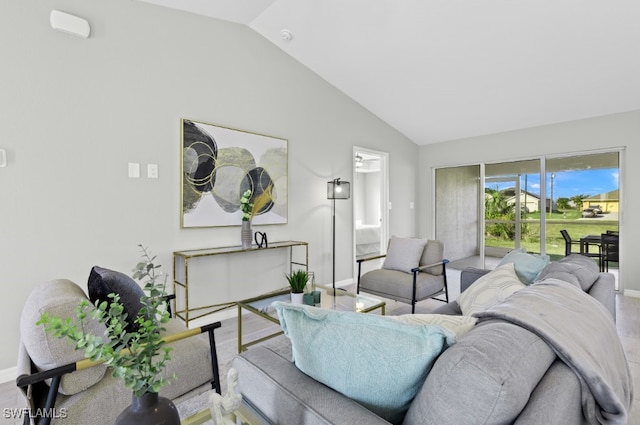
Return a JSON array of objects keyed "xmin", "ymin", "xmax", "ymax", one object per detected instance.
[{"xmin": 352, "ymin": 147, "xmax": 389, "ymax": 267}]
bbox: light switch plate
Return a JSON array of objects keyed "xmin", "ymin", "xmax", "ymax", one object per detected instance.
[
  {"xmin": 0, "ymin": 149, "xmax": 6, "ymax": 167},
  {"xmin": 128, "ymin": 163, "xmax": 140, "ymax": 178},
  {"xmin": 147, "ymin": 164, "xmax": 158, "ymax": 179}
]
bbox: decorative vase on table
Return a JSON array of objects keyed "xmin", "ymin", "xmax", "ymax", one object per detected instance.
[
  {"xmin": 241, "ymin": 221, "xmax": 253, "ymax": 249},
  {"xmin": 115, "ymin": 392, "xmax": 180, "ymax": 425}
]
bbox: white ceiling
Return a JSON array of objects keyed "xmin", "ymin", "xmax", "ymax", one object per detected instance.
[{"xmin": 137, "ymin": 0, "xmax": 640, "ymax": 145}]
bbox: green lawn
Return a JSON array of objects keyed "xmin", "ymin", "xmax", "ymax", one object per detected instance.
[{"xmin": 485, "ymin": 211, "xmax": 618, "ymax": 259}]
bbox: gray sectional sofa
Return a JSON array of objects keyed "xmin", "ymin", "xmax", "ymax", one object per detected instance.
[{"xmin": 233, "ymin": 254, "xmax": 631, "ymax": 425}]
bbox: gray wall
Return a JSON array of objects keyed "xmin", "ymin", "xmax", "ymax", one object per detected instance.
[
  {"xmin": 435, "ymin": 166, "xmax": 480, "ymax": 261},
  {"xmin": 418, "ymin": 110, "xmax": 640, "ymax": 293},
  {"xmin": 0, "ymin": 0, "xmax": 419, "ymax": 370}
]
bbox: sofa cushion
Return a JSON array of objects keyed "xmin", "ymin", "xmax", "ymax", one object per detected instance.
[
  {"xmin": 21, "ymin": 279, "xmax": 108, "ymax": 395},
  {"xmin": 382, "ymin": 237, "xmax": 427, "ymax": 274},
  {"xmin": 88, "ymin": 266, "xmax": 144, "ymax": 331},
  {"xmin": 497, "ymin": 248, "xmax": 550, "ymax": 284},
  {"xmin": 536, "ymin": 254, "xmax": 600, "ymax": 291},
  {"xmin": 233, "ymin": 346, "xmax": 392, "ymax": 425},
  {"xmin": 458, "ymin": 262, "xmax": 525, "ymax": 316},
  {"xmin": 273, "ymin": 302, "xmax": 455, "ymax": 425},
  {"xmin": 403, "ymin": 320, "xmax": 557, "ymax": 425},
  {"xmin": 387, "ymin": 314, "xmax": 477, "ymax": 339},
  {"xmin": 419, "ymin": 240, "xmax": 444, "ymax": 275}
]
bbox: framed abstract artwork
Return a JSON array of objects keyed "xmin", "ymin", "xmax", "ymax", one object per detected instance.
[{"xmin": 181, "ymin": 119, "xmax": 288, "ymax": 227}]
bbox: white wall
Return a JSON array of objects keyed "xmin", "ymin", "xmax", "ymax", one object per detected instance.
[
  {"xmin": 0, "ymin": 0, "xmax": 419, "ymax": 370},
  {"xmin": 418, "ymin": 110, "xmax": 640, "ymax": 293}
]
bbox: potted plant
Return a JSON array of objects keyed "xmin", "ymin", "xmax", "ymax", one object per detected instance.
[
  {"xmin": 286, "ymin": 269, "xmax": 309, "ymax": 304},
  {"xmin": 37, "ymin": 245, "xmax": 179, "ymax": 425}
]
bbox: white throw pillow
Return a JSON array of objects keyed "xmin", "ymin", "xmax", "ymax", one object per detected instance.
[
  {"xmin": 388, "ymin": 314, "xmax": 478, "ymax": 339},
  {"xmin": 382, "ymin": 237, "xmax": 427, "ymax": 274},
  {"xmin": 458, "ymin": 263, "xmax": 526, "ymax": 316}
]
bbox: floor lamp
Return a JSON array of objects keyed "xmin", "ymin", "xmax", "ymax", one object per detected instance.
[{"xmin": 327, "ymin": 178, "xmax": 350, "ymax": 296}]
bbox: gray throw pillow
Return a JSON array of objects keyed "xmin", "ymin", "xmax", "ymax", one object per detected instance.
[
  {"xmin": 536, "ymin": 254, "xmax": 600, "ymax": 292},
  {"xmin": 383, "ymin": 237, "xmax": 427, "ymax": 274},
  {"xmin": 88, "ymin": 266, "xmax": 144, "ymax": 331}
]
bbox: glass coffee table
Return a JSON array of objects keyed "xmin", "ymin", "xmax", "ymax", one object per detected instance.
[
  {"xmin": 181, "ymin": 397, "xmax": 273, "ymax": 425},
  {"xmin": 236, "ymin": 284, "xmax": 386, "ymax": 352}
]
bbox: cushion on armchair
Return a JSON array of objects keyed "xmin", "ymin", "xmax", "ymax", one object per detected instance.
[
  {"xmin": 382, "ymin": 237, "xmax": 427, "ymax": 274},
  {"xmin": 420, "ymin": 240, "xmax": 444, "ymax": 275},
  {"xmin": 88, "ymin": 266, "xmax": 144, "ymax": 331},
  {"xmin": 20, "ymin": 279, "xmax": 108, "ymax": 395}
]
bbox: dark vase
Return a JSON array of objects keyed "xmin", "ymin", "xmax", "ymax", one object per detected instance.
[{"xmin": 115, "ymin": 392, "xmax": 180, "ymax": 425}]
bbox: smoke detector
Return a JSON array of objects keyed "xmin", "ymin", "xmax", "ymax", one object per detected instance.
[{"xmin": 281, "ymin": 29, "xmax": 293, "ymax": 41}]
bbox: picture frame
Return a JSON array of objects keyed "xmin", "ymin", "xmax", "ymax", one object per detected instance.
[{"xmin": 181, "ymin": 119, "xmax": 288, "ymax": 228}]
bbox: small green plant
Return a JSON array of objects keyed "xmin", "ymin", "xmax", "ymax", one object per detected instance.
[
  {"xmin": 37, "ymin": 245, "xmax": 173, "ymax": 397},
  {"xmin": 285, "ymin": 270, "xmax": 309, "ymax": 294}
]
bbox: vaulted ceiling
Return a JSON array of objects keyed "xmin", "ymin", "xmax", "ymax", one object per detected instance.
[{"xmin": 137, "ymin": 0, "xmax": 640, "ymax": 145}]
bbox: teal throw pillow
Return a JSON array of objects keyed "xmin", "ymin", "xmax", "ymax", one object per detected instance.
[
  {"xmin": 273, "ymin": 302, "xmax": 456, "ymax": 425},
  {"xmin": 497, "ymin": 248, "xmax": 550, "ymax": 284}
]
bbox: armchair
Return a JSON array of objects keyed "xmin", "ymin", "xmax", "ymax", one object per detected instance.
[
  {"xmin": 357, "ymin": 238, "xmax": 448, "ymax": 313},
  {"xmin": 16, "ymin": 277, "xmax": 220, "ymax": 425}
]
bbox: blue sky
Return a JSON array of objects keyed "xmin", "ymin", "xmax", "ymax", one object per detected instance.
[{"xmin": 488, "ymin": 168, "xmax": 619, "ymax": 199}]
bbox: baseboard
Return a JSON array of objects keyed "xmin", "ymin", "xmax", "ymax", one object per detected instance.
[
  {"xmin": 0, "ymin": 366, "xmax": 17, "ymax": 384},
  {"xmin": 624, "ymin": 289, "xmax": 640, "ymax": 298},
  {"xmin": 334, "ymin": 278, "xmax": 354, "ymax": 289},
  {"xmin": 187, "ymin": 308, "xmax": 237, "ymax": 329}
]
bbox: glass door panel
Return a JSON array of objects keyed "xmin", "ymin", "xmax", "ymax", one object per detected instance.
[
  {"xmin": 484, "ymin": 159, "xmax": 541, "ymax": 259},
  {"xmin": 545, "ymin": 152, "xmax": 620, "ymax": 287}
]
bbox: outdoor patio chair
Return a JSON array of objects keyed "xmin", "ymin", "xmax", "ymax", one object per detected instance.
[
  {"xmin": 601, "ymin": 233, "xmax": 619, "ymax": 272},
  {"xmin": 560, "ymin": 229, "xmax": 601, "ymax": 269}
]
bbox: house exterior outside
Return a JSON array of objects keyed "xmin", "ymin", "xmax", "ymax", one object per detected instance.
[
  {"xmin": 502, "ymin": 189, "xmax": 541, "ymax": 213},
  {"xmin": 582, "ymin": 190, "xmax": 619, "ymax": 213}
]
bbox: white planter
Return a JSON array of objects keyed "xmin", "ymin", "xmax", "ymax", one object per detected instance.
[{"xmin": 290, "ymin": 292, "xmax": 304, "ymax": 304}]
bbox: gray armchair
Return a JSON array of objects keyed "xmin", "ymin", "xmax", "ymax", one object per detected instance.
[
  {"xmin": 357, "ymin": 238, "xmax": 448, "ymax": 313},
  {"xmin": 16, "ymin": 277, "xmax": 220, "ymax": 425}
]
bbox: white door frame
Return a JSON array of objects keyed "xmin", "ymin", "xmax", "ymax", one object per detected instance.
[{"xmin": 352, "ymin": 146, "xmax": 390, "ymax": 278}]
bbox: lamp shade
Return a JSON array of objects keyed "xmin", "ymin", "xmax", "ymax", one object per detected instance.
[{"xmin": 327, "ymin": 179, "xmax": 350, "ymax": 200}]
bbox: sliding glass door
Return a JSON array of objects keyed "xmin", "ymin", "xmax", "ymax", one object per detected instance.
[{"xmin": 435, "ymin": 149, "xmax": 621, "ymax": 288}]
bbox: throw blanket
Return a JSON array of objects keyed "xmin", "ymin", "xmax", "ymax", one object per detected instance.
[{"xmin": 474, "ymin": 279, "xmax": 633, "ymax": 425}]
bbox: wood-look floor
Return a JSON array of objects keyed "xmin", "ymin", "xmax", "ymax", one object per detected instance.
[{"xmin": 2, "ymin": 294, "xmax": 639, "ymax": 424}]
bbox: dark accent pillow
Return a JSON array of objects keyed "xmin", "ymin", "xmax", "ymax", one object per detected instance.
[{"xmin": 88, "ymin": 266, "xmax": 144, "ymax": 331}]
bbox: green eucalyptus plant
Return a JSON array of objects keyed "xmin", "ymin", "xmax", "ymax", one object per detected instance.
[
  {"xmin": 285, "ymin": 269, "xmax": 309, "ymax": 294},
  {"xmin": 36, "ymin": 245, "xmax": 173, "ymax": 397}
]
